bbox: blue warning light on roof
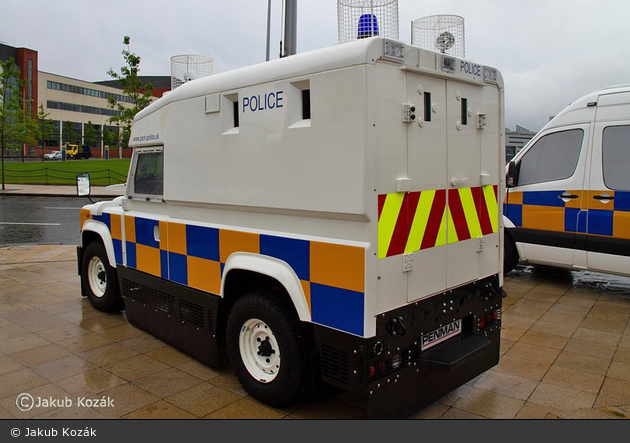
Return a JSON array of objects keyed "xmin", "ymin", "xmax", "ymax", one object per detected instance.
[{"xmin": 358, "ymin": 14, "xmax": 379, "ymax": 39}]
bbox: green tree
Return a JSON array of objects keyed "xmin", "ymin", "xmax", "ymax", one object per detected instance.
[
  {"xmin": 18, "ymin": 103, "xmax": 39, "ymax": 161},
  {"xmin": 37, "ymin": 104, "xmax": 55, "ymax": 146},
  {"xmin": 1, "ymin": 58, "xmax": 28, "ymax": 188},
  {"xmin": 62, "ymin": 121, "xmax": 80, "ymax": 145},
  {"xmin": 107, "ymin": 36, "xmax": 154, "ymax": 147},
  {"xmin": 84, "ymin": 121, "xmax": 98, "ymax": 147},
  {"xmin": 102, "ymin": 127, "xmax": 119, "ymax": 150}
]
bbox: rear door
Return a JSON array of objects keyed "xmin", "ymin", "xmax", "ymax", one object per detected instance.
[
  {"xmin": 375, "ymin": 71, "xmax": 450, "ymax": 308},
  {"xmin": 404, "ymin": 74, "xmax": 500, "ymax": 301},
  {"xmin": 377, "ymin": 69, "xmax": 502, "ymax": 307},
  {"xmin": 444, "ymin": 80, "xmax": 497, "ymax": 289},
  {"xmin": 405, "ymin": 73, "xmax": 448, "ymax": 301}
]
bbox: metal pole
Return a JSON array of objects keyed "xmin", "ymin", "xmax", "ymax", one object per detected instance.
[
  {"xmin": 266, "ymin": 0, "xmax": 272, "ymax": 61},
  {"xmin": 1, "ymin": 82, "xmax": 6, "ymax": 190},
  {"xmin": 1, "ymin": 130, "xmax": 4, "ymax": 191},
  {"xmin": 283, "ymin": 0, "xmax": 297, "ymax": 57}
]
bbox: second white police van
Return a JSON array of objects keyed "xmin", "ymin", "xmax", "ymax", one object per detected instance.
[{"xmin": 504, "ymin": 85, "xmax": 630, "ymax": 277}]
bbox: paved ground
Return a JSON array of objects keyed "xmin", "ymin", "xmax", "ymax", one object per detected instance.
[
  {"xmin": 0, "ymin": 244, "xmax": 629, "ymax": 419},
  {"xmin": 0, "ymin": 186, "xmax": 629, "ymax": 419}
]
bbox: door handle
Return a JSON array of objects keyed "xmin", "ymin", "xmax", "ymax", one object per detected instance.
[
  {"xmin": 558, "ymin": 192, "xmax": 578, "ymax": 202},
  {"xmin": 593, "ymin": 193, "xmax": 614, "ymax": 202}
]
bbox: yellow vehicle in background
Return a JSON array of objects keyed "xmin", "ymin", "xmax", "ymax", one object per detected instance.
[{"xmin": 64, "ymin": 143, "xmax": 92, "ymax": 159}]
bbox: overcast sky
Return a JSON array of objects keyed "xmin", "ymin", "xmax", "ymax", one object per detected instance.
[{"xmin": 2, "ymin": 0, "xmax": 630, "ymax": 131}]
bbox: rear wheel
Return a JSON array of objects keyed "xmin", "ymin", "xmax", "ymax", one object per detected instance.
[
  {"xmin": 226, "ymin": 291, "xmax": 306, "ymax": 407},
  {"xmin": 81, "ymin": 242, "xmax": 121, "ymax": 312}
]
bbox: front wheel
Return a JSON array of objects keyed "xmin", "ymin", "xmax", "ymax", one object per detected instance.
[
  {"xmin": 81, "ymin": 242, "xmax": 121, "ymax": 312},
  {"xmin": 504, "ymin": 233, "xmax": 519, "ymax": 274},
  {"xmin": 226, "ymin": 291, "xmax": 306, "ymax": 407}
]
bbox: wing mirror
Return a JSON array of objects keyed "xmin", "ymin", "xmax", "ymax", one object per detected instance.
[
  {"xmin": 506, "ymin": 161, "xmax": 519, "ymax": 188},
  {"xmin": 77, "ymin": 173, "xmax": 93, "ymax": 202}
]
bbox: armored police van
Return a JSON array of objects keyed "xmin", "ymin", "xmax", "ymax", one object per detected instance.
[
  {"xmin": 78, "ymin": 36, "xmax": 505, "ymax": 418},
  {"xmin": 504, "ymin": 85, "xmax": 630, "ymax": 277}
]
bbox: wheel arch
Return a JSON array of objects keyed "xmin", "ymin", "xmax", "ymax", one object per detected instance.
[
  {"xmin": 221, "ymin": 253, "xmax": 311, "ymax": 324},
  {"xmin": 81, "ymin": 220, "xmax": 117, "ymax": 268},
  {"xmin": 503, "ymin": 214, "xmax": 516, "ymax": 229}
]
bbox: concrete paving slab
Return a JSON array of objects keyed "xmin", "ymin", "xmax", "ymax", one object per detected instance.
[{"xmin": 1, "ymin": 241, "xmax": 630, "ymax": 419}]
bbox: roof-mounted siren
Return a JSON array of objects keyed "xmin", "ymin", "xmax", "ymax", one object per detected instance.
[
  {"xmin": 337, "ymin": 0, "xmax": 399, "ymax": 43},
  {"xmin": 358, "ymin": 13, "xmax": 379, "ymax": 39},
  {"xmin": 170, "ymin": 54, "xmax": 213, "ymax": 91},
  {"xmin": 411, "ymin": 15, "xmax": 465, "ymax": 58}
]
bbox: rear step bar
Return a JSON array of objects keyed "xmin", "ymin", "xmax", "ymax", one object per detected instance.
[{"xmin": 418, "ymin": 334, "xmax": 492, "ymax": 372}]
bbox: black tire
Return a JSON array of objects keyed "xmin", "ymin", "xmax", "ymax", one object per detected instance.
[
  {"xmin": 81, "ymin": 242, "xmax": 121, "ymax": 312},
  {"xmin": 504, "ymin": 233, "xmax": 519, "ymax": 274},
  {"xmin": 226, "ymin": 291, "xmax": 307, "ymax": 407}
]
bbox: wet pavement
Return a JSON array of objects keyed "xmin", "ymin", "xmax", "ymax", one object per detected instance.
[
  {"xmin": 0, "ymin": 186, "xmax": 629, "ymax": 419},
  {"xmin": 0, "ymin": 185, "xmax": 122, "ymax": 246},
  {"xmin": 0, "ymin": 245, "xmax": 629, "ymax": 419},
  {"xmin": 0, "ymin": 196, "xmax": 87, "ymax": 246}
]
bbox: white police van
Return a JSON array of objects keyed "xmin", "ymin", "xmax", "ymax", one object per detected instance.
[
  {"xmin": 504, "ymin": 85, "xmax": 630, "ymax": 277},
  {"xmin": 78, "ymin": 36, "xmax": 505, "ymax": 418}
]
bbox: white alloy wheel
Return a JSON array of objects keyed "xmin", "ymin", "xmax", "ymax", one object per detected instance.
[
  {"xmin": 239, "ymin": 318, "xmax": 281, "ymax": 383},
  {"xmin": 87, "ymin": 256, "xmax": 107, "ymax": 298}
]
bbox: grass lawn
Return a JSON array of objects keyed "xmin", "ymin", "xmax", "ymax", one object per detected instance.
[{"xmin": 1, "ymin": 159, "xmax": 131, "ymax": 186}]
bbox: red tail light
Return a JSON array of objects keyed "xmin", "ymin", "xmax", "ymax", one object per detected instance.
[{"xmin": 478, "ymin": 309, "xmax": 501, "ymax": 330}]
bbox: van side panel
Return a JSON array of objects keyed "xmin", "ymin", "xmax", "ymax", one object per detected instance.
[
  {"xmin": 160, "ymin": 66, "xmax": 369, "ymax": 217},
  {"xmin": 119, "ymin": 215, "xmax": 368, "ymax": 336}
]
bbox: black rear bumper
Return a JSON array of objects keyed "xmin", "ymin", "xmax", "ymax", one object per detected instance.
[{"xmin": 312, "ymin": 275, "xmax": 502, "ymax": 419}]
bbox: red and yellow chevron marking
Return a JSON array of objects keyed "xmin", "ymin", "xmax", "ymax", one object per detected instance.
[{"xmin": 378, "ymin": 185, "xmax": 498, "ymax": 259}]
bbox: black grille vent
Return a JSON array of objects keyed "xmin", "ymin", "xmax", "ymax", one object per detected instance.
[
  {"xmin": 321, "ymin": 344, "xmax": 349, "ymax": 386},
  {"xmin": 122, "ymin": 278, "xmax": 215, "ymax": 333},
  {"xmin": 207, "ymin": 308, "xmax": 214, "ymax": 332},
  {"xmin": 122, "ymin": 278, "xmax": 175, "ymax": 315},
  {"xmin": 179, "ymin": 299, "xmax": 204, "ymax": 328}
]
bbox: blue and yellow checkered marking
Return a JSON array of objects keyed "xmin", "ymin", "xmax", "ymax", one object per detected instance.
[
  {"xmin": 114, "ymin": 216, "xmax": 366, "ymax": 336},
  {"xmin": 260, "ymin": 235, "xmax": 310, "ymax": 281},
  {"xmin": 186, "ymin": 225, "xmax": 219, "ymax": 261},
  {"xmin": 504, "ymin": 190, "xmax": 630, "ymax": 240},
  {"xmin": 90, "ymin": 212, "xmax": 124, "ymax": 265}
]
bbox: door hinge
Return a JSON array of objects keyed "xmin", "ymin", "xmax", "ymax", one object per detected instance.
[
  {"xmin": 477, "ymin": 113, "xmax": 487, "ymax": 130},
  {"xmin": 403, "ymin": 253, "xmax": 414, "ymax": 272},
  {"xmin": 476, "ymin": 238, "xmax": 485, "ymax": 253}
]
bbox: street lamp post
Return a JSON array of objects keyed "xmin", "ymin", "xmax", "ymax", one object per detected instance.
[{"xmin": 283, "ymin": 0, "xmax": 297, "ymax": 57}]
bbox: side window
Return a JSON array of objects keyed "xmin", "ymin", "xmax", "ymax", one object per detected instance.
[
  {"xmin": 602, "ymin": 125, "xmax": 630, "ymax": 191},
  {"xmin": 518, "ymin": 129, "xmax": 584, "ymax": 186},
  {"xmin": 133, "ymin": 150, "xmax": 163, "ymax": 197}
]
